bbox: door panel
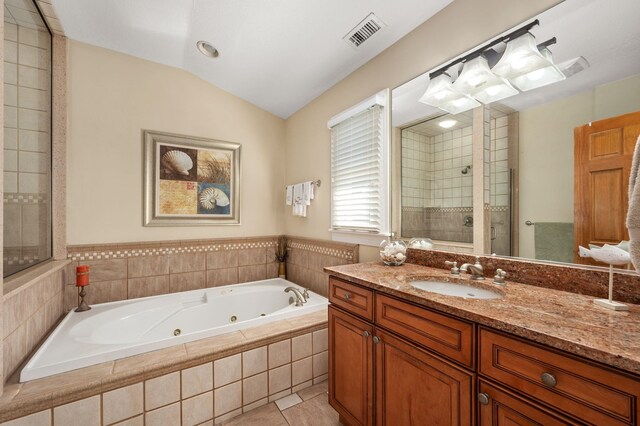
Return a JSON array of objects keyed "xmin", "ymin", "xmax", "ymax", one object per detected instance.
[
  {"xmin": 329, "ymin": 306, "xmax": 374, "ymax": 426},
  {"xmin": 375, "ymin": 329, "xmax": 473, "ymax": 426},
  {"xmin": 574, "ymin": 110, "xmax": 640, "ymax": 264}
]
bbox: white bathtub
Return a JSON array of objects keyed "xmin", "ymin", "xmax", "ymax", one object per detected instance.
[{"xmin": 20, "ymin": 278, "xmax": 328, "ymax": 382}]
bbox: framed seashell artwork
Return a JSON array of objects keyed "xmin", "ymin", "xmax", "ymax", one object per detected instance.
[{"xmin": 143, "ymin": 130, "xmax": 241, "ymax": 225}]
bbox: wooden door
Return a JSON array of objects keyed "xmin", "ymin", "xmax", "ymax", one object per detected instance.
[
  {"xmin": 328, "ymin": 306, "xmax": 374, "ymax": 426},
  {"xmin": 374, "ymin": 329, "xmax": 473, "ymax": 426},
  {"xmin": 477, "ymin": 381, "xmax": 580, "ymax": 425},
  {"xmin": 574, "ymin": 110, "xmax": 640, "ymax": 264}
]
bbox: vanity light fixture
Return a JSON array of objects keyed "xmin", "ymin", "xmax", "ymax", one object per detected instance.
[
  {"xmin": 418, "ymin": 73, "xmax": 480, "ymax": 115},
  {"xmin": 438, "ymin": 119, "xmax": 457, "ymax": 129},
  {"xmin": 492, "ymin": 34, "xmax": 565, "ymax": 91},
  {"xmin": 453, "ymin": 55, "xmax": 518, "ymax": 104},
  {"xmin": 196, "ymin": 40, "xmax": 219, "ymax": 58},
  {"xmin": 419, "ymin": 19, "xmax": 575, "ymax": 114}
]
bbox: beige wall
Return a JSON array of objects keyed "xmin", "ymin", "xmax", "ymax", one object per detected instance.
[
  {"xmin": 518, "ymin": 73, "xmax": 640, "ymax": 258},
  {"xmin": 283, "ymin": 0, "xmax": 561, "ymax": 262},
  {"xmin": 66, "ymin": 41, "xmax": 286, "ymax": 244}
]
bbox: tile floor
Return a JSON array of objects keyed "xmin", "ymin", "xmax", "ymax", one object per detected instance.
[{"xmin": 220, "ymin": 381, "xmax": 341, "ymax": 426}]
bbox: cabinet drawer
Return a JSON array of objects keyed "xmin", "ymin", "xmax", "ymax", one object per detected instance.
[
  {"xmin": 329, "ymin": 277, "xmax": 374, "ymax": 321},
  {"xmin": 375, "ymin": 294, "xmax": 474, "ymax": 368},
  {"xmin": 479, "ymin": 328, "xmax": 640, "ymax": 426}
]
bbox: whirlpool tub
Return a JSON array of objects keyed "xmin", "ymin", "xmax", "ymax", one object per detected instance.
[{"xmin": 20, "ymin": 278, "xmax": 328, "ymax": 382}]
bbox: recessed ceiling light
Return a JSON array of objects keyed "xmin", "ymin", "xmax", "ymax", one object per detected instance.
[
  {"xmin": 196, "ymin": 40, "xmax": 219, "ymax": 58},
  {"xmin": 439, "ymin": 119, "xmax": 457, "ymax": 129}
]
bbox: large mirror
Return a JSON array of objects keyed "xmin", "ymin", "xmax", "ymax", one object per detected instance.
[{"xmin": 392, "ymin": 0, "xmax": 640, "ymax": 268}]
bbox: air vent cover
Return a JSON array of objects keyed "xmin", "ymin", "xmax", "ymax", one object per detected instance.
[{"xmin": 343, "ymin": 13, "xmax": 386, "ymax": 48}]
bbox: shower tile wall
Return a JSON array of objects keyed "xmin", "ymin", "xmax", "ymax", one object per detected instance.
[
  {"xmin": 3, "ymin": 3, "xmax": 52, "ymax": 276},
  {"xmin": 402, "ymin": 116, "xmax": 511, "ymax": 248}
]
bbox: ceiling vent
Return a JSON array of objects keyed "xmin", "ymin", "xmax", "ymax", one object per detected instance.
[{"xmin": 343, "ymin": 13, "xmax": 386, "ymax": 48}]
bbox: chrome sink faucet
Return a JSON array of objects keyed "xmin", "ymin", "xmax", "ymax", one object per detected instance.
[
  {"xmin": 460, "ymin": 256, "xmax": 484, "ymax": 280},
  {"xmin": 285, "ymin": 287, "xmax": 307, "ymax": 307}
]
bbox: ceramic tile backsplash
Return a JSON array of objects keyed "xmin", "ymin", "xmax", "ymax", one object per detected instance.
[
  {"xmin": 64, "ymin": 236, "xmax": 282, "ymax": 310},
  {"xmin": 285, "ymin": 236, "xmax": 358, "ymax": 297},
  {"xmin": 2, "ymin": 267, "xmax": 64, "ymax": 380}
]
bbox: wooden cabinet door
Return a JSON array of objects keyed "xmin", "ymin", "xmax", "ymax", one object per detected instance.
[
  {"xmin": 375, "ymin": 329, "xmax": 473, "ymax": 426},
  {"xmin": 478, "ymin": 381, "xmax": 580, "ymax": 426},
  {"xmin": 574, "ymin": 110, "xmax": 640, "ymax": 264},
  {"xmin": 329, "ymin": 305, "xmax": 374, "ymax": 426}
]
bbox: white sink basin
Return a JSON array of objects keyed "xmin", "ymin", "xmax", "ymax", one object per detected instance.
[{"xmin": 410, "ymin": 280, "xmax": 502, "ymax": 300}]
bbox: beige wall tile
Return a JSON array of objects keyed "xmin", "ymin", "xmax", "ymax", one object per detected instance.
[
  {"xmin": 145, "ymin": 402, "xmax": 180, "ymax": 426},
  {"xmin": 266, "ymin": 261, "xmax": 279, "ymax": 279},
  {"xmin": 242, "ymin": 346, "xmax": 267, "ymax": 378},
  {"xmin": 53, "ymin": 395, "xmax": 100, "ymax": 426},
  {"xmin": 292, "ymin": 357, "xmax": 313, "ymax": 386},
  {"xmin": 25, "ymin": 305, "xmax": 47, "ymax": 352},
  {"xmin": 182, "ymin": 391, "xmax": 213, "ymax": 426},
  {"xmin": 169, "ymin": 271, "xmax": 205, "ymax": 293},
  {"xmin": 84, "ymin": 279, "xmax": 127, "ymax": 305},
  {"xmin": 128, "ymin": 275, "xmax": 170, "ymax": 299},
  {"xmin": 2, "ymin": 410, "xmax": 51, "ymax": 426},
  {"xmin": 112, "ymin": 415, "xmax": 143, "ymax": 426},
  {"xmin": 268, "ymin": 365, "xmax": 291, "ymax": 395},
  {"xmin": 242, "ymin": 371, "xmax": 267, "ymax": 404},
  {"xmin": 238, "ymin": 248, "xmax": 266, "ymax": 266},
  {"xmin": 292, "ymin": 380, "xmax": 313, "ymax": 394},
  {"xmin": 237, "ymin": 264, "xmax": 266, "ymax": 283},
  {"xmin": 168, "ymin": 252, "xmax": 205, "ymax": 274},
  {"xmin": 206, "ymin": 250, "xmax": 238, "ymax": 269},
  {"xmin": 5, "ymin": 22, "xmax": 18, "ymax": 41},
  {"xmin": 268, "ymin": 388, "xmax": 291, "ymax": 402},
  {"xmin": 268, "ymin": 339, "xmax": 291, "ymax": 369},
  {"xmin": 85, "ymin": 258, "xmax": 127, "ymax": 281},
  {"xmin": 182, "ymin": 362, "xmax": 213, "ymax": 398},
  {"xmin": 103, "ymin": 382, "xmax": 143, "ymax": 425},
  {"xmin": 291, "ymin": 333, "xmax": 312, "ymax": 361},
  {"xmin": 214, "ymin": 354, "xmax": 241, "ymax": 388},
  {"xmin": 127, "ymin": 255, "xmax": 169, "ymax": 278},
  {"xmin": 4, "ymin": 323, "xmax": 27, "ymax": 379},
  {"xmin": 312, "ymin": 329, "xmax": 328, "ymax": 354},
  {"xmin": 205, "ymin": 267, "xmax": 238, "ymax": 287},
  {"xmin": 214, "ymin": 408, "xmax": 242, "ymax": 424},
  {"xmin": 242, "ymin": 397, "xmax": 269, "ymax": 413},
  {"xmin": 313, "ymin": 351, "xmax": 328, "ymax": 378},
  {"xmin": 145, "ymin": 371, "xmax": 180, "ymax": 411},
  {"xmin": 214, "ymin": 381, "xmax": 242, "ymax": 417},
  {"xmin": 313, "ymin": 374, "xmax": 328, "ymax": 384}
]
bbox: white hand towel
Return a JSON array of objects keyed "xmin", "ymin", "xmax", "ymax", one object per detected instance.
[
  {"xmin": 286, "ymin": 185, "xmax": 293, "ymax": 206},
  {"xmin": 626, "ymin": 135, "xmax": 640, "ymax": 268},
  {"xmin": 303, "ymin": 181, "xmax": 313, "ymax": 205},
  {"xmin": 292, "ymin": 184, "xmax": 307, "ymax": 217}
]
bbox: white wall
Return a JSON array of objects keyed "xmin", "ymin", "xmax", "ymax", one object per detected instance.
[
  {"xmin": 66, "ymin": 41, "xmax": 286, "ymax": 245},
  {"xmin": 283, "ymin": 0, "xmax": 561, "ymax": 261},
  {"xmin": 518, "ymin": 74, "xmax": 640, "ymax": 258}
]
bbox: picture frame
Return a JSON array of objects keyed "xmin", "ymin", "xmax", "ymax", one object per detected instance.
[{"xmin": 143, "ymin": 130, "xmax": 241, "ymax": 226}]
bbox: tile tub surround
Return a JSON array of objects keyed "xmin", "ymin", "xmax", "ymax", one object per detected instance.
[
  {"xmin": 0, "ymin": 310, "xmax": 328, "ymax": 424},
  {"xmin": 63, "ymin": 236, "xmax": 358, "ymax": 309},
  {"xmin": 284, "ymin": 236, "xmax": 358, "ymax": 298},
  {"xmin": 406, "ymin": 248, "xmax": 640, "ymax": 305},
  {"xmin": 325, "ymin": 262, "xmax": 640, "ymax": 376},
  {"xmin": 2, "ymin": 261, "xmax": 67, "ymax": 382}
]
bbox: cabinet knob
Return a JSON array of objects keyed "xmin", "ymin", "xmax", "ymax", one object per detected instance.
[
  {"xmin": 363, "ymin": 330, "xmax": 370, "ymax": 338},
  {"xmin": 372, "ymin": 336, "xmax": 381, "ymax": 344},
  {"xmin": 477, "ymin": 393, "xmax": 490, "ymax": 406},
  {"xmin": 541, "ymin": 372, "xmax": 557, "ymax": 387},
  {"xmin": 343, "ymin": 292, "xmax": 351, "ymax": 301}
]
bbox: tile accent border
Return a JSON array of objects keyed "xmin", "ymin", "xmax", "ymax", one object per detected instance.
[{"xmin": 0, "ymin": 311, "xmax": 328, "ymax": 425}]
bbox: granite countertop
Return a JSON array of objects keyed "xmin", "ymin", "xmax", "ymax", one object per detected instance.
[{"xmin": 325, "ymin": 262, "xmax": 640, "ymax": 376}]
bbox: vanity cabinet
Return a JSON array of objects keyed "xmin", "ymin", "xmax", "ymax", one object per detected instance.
[
  {"xmin": 328, "ymin": 277, "xmax": 474, "ymax": 426},
  {"xmin": 328, "ymin": 275, "xmax": 640, "ymax": 426}
]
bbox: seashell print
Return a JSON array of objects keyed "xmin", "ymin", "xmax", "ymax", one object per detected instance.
[
  {"xmin": 199, "ymin": 187, "xmax": 230, "ymax": 210},
  {"xmin": 161, "ymin": 150, "xmax": 193, "ymax": 176}
]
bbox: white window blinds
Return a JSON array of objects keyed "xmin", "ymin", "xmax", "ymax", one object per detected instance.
[{"xmin": 330, "ymin": 104, "xmax": 387, "ymax": 234}]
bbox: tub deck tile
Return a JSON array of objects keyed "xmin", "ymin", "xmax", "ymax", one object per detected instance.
[{"xmin": 184, "ymin": 331, "xmax": 246, "ymax": 359}]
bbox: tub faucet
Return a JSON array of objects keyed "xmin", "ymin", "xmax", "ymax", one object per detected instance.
[
  {"xmin": 285, "ymin": 287, "xmax": 307, "ymax": 307},
  {"xmin": 460, "ymin": 256, "xmax": 484, "ymax": 280}
]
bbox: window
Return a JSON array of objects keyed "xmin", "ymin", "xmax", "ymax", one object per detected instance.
[
  {"xmin": 328, "ymin": 90, "xmax": 390, "ymax": 245},
  {"xmin": 3, "ymin": 0, "xmax": 53, "ymax": 277}
]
